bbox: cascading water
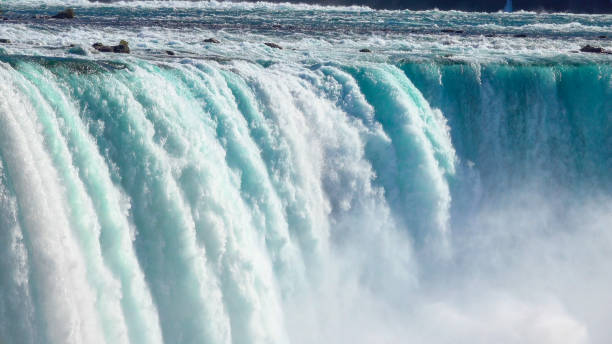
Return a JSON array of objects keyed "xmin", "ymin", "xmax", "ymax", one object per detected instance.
[{"xmin": 0, "ymin": 1, "xmax": 611, "ymax": 343}]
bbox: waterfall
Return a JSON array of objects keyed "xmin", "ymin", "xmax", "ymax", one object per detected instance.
[{"xmin": 1, "ymin": 56, "xmax": 610, "ymax": 343}]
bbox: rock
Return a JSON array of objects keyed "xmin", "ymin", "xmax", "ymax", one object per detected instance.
[
  {"xmin": 441, "ymin": 29, "xmax": 464, "ymax": 34},
  {"xmin": 165, "ymin": 50, "xmax": 175, "ymax": 55},
  {"xmin": 513, "ymin": 33, "xmax": 528, "ymax": 38},
  {"xmin": 113, "ymin": 40, "xmax": 130, "ymax": 53},
  {"xmin": 359, "ymin": 48, "xmax": 372, "ymax": 53},
  {"xmin": 52, "ymin": 8, "xmax": 75, "ymax": 19},
  {"xmin": 93, "ymin": 42, "xmax": 113, "ymax": 52},
  {"xmin": 599, "ymin": 35, "xmax": 607, "ymax": 39},
  {"xmin": 204, "ymin": 38, "xmax": 220, "ymax": 44},
  {"xmin": 264, "ymin": 42, "xmax": 282, "ymax": 49},
  {"xmin": 580, "ymin": 45, "xmax": 611, "ymax": 54},
  {"xmin": 92, "ymin": 40, "xmax": 130, "ymax": 54},
  {"xmin": 0, "ymin": 39, "xmax": 10, "ymax": 44}
]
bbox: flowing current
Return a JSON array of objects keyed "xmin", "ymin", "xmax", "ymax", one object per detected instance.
[{"xmin": 0, "ymin": 1, "xmax": 611, "ymax": 343}]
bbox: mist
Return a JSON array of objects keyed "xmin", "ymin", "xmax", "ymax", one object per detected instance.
[{"xmin": 239, "ymin": 0, "xmax": 612, "ymax": 13}]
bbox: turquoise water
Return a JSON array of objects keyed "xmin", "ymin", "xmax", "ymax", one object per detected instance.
[{"xmin": 1, "ymin": 2, "xmax": 611, "ymax": 344}]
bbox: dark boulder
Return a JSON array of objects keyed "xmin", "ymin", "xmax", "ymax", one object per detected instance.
[
  {"xmin": 580, "ymin": 45, "xmax": 611, "ymax": 54},
  {"xmin": 359, "ymin": 48, "xmax": 372, "ymax": 53},
  {"xmin": 165, "ymin": 50, "xmax": 175, "ymax": 55},
  {"xmin": 441, "ymin": 29, "xmax": 464, "ymax": 34},
  {"xmin": 598, "ymin": 35, "xmax": 607, "ymax": 39},
  {"xmin": 93, "ymin": 42, "xmax": 113, "ymax": 52},
  {"xmin": 52, "ymin": 8, "xmax": 75, "ymax": 19},
  {"xmin": 0, "ymin": 39, "xmax": 10, "ymax": 44},
  {"xmin": 513, "ymin": 34, "xmax": 528, "ymax": 38},
  {"xmin": 264, "ymin": 42, "xmax": 282, "ymax": 49},
  {"xmin": 204, "ymin": 38, "xmax": 220, "ymax": 44},
  {"xmin": 113, "ymin": 40, "xmax": 130, "ymax": 53},
  {"xmin": 93, "ymin": 40, "xmax": 130, "ymax": 54}
]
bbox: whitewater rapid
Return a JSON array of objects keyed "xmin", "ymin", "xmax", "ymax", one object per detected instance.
[{"xmin": 1, "ymin": 2, "xmax": 611, "ymax": 344}]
